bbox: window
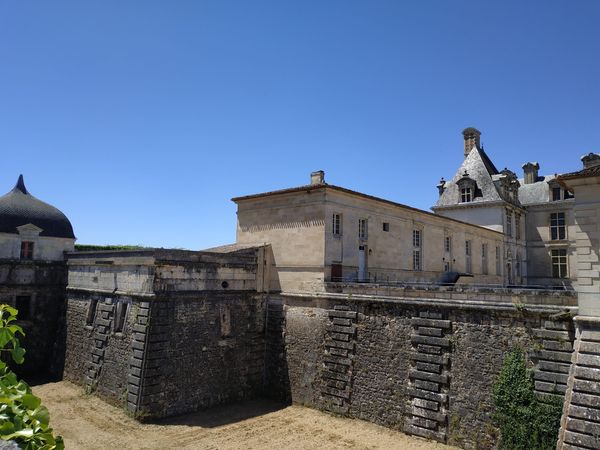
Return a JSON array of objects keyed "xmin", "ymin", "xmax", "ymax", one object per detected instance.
[
  {"xmin": 505, "ymin": 210, "xmax": 512, "ymax": 237},
  {"xmin": 359, "ymin": 219, "xmax": 368, "ymax": 240},
  {"xmin": 496, "ymin": 246, "xmax": 501, "ymax": 275},
  {"xmin": 413, "ymin": 250, "xmax": 421, "ymax": 271},
  {"xmin": 515, "ymin": 214, "xmax": 521, "ymax": 240},
  {"xmin": 552, "ymin": 187, "xmax": 562, "ymax": 201},
  {"xmin": 332, "ymin": 213, "xmax": 342, "ymax": 236},
  {"xmin": 551, "ymin": 249, "xmax": 568, "ymax": 278},
  {"xmin": 113, "ymin": 301, "xmax": 129, "ymax": 333},
  {"xmin": 413, "ymin": 229, "xmax": 422, "ymax": 271},
  {"xmin": 444, "ymin": 261, "xmax": 451, "ymax": 272},
  {"xmin": 550, "ymin": 212, "xmax": 566, "ymax": 240},
  {"xmin": 482, "ymin": 244, "xmax": 488, "ymax": 275},
  {"xmin": 382, "ymin": 222, "xmax": 389, "ymax": 232},
  {"xmin": 413, "ymin": 230, "xmax": 421, "ymax": 248},
  {"xmin": 552, "ymin": 187, "xmax": 574, "ymax": 201},
  {"xmin": 444, "ymin": 236, "xmax": 452, "ymax": 253},
  {"xmin": 15, "ymin": 296, "xmax": 31, "ymax": 320},
  {"xmin": 20, "ymin": 241, "xmax": 34, "ymax": 260},
  {"xmin": 86, "ymin": 299, "xmax": 98, "ymax": 325},
  {"xmin": 461, "ymin": 187, "xmax": 473, "ymax": 203},
  {"xmin": 465, "ymin": 240, "xmax": 472, "ymax": 273}
]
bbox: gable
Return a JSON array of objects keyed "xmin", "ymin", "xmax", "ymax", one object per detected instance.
[{"xmin": 435, "ymin": 148, "xmax": 502, "ymax": 208}]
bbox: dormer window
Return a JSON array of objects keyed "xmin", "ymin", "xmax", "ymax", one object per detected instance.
[
  {"xmin": 461, "ymin": 187, "xmax": 473, "ymax": 203},
  {"xmin": 551, "ymin": 184, "xmax": 574, "ymax": 201},
  {"xmin": 457, "ymin": 171, "xmax": 477, "ymax": 203}
]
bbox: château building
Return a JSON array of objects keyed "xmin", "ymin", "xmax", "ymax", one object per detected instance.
[{"xmin": 0, "ymin": 175, "xmax": 75, "ymax": 376}]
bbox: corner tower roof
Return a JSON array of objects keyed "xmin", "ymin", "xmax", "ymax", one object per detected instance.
[{"xmin": 0, "ymin": 175, "xmax": 75, "ymax": 239}]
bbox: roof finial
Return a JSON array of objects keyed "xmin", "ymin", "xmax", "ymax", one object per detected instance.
[{"xmin": 14, "ymin": 174, "xmax": 28, "ymax": 194}]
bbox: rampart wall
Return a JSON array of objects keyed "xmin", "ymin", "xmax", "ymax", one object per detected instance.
[
  {"xmin": 63, "ymin": 247, "xmax": 267, "ymax": 419},
  {"xmin": 0, "ymin": 259, "xmax": 67, "ymax": 376},
  {"xmin": 265, "ymin": 286, "xmax": 577, "ymax": 449}
]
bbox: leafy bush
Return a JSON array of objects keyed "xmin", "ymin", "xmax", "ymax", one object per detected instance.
[
  {"xmin": 0, "ymin": 304, "xmax": 64, "ymax": 449},
  {"xmin": 492, "ymin": 348, "xmax": 563, "ymax": 450}
]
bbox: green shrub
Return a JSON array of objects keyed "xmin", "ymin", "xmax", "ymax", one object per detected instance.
[
  {"xmin": 0, "ymin": 304, "xmax": 64, "ymax": 449},
  {"xmin": 492, "ymin": 348, "xmax": 563, "ymax": 450}
]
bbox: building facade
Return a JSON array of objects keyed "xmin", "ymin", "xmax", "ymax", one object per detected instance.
[
  {"xmin": 233, "ymin": 170, "xmax": 504, "ymax": 292},
  {"xmin": 434, "ymin": 127, "xmax": 589, "ymax": 289},
  {"xmin": 0, "ymin": 175, "xmax": 75, "ymax": 376}
]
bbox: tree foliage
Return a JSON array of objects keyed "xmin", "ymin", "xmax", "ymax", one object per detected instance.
[
  {"xmin": 0, "ymin": 304, "xmax": 64, "ymax": 449},
  {"xmin": 492, "ymin": 348, "xmax": 563, "ymax": 450}
]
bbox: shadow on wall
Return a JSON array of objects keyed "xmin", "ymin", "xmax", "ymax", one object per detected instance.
[{"xmin": 263, "ymin": 301, "xmax": 292, "ymax": 404}]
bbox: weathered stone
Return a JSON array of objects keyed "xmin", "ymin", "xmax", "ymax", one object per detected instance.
[
  {"xmin": 410, "ymin": 318, "xmax": 451, "ymax": 329},
  {"xmin": 411, "ymin": 335, "xmax": 450, "ymax": 347}
]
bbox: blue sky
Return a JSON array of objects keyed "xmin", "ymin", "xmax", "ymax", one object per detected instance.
[{"xmin": 1, "ymin": 1, "xmax": 599, "ymax": 249}]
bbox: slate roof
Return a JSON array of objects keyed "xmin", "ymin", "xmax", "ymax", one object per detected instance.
[
  {"xmin": 434, "ymin": 147, "xmax": 503, "ymax": 208},
  {"xmin": 0, "ymin": 175, "xmax": 75, "ymax": 239},
  {"xmin": 517, "ymin": 175, "xmax": 555, "ymax": 205}
]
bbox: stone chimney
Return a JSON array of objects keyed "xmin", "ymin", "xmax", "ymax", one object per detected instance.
[
  {"xmin": 581, "ymin": 153, "xmax": 600, "ymax": 169},
  {"xmin": 462, "ymin": 127, "xmax": 481, "ymax": 159},
  {"xmin": 522, "ymin": 162, "xmax": 540, "ymax": 184},
  {"xmin": 310, "ymin": 170, "xmax": 325, "ymax": 185}
]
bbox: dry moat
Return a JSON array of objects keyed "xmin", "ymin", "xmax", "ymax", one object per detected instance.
[{"xmin": 34, "ymin": 381, "xmax": 456, "ymax": 450}]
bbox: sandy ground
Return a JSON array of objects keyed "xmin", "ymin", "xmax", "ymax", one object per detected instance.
[{"xmin": 32, "ymin": 381, "xmax": 457, "ymax": 450}]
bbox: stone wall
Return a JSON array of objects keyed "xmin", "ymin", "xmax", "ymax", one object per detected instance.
[
  {"xmin": 63, "ymin": 247, "xmax": 268, "ymax": 420},
  {"xmin": 0, "ymin": 259, "xmax": 67, "ymax": 377},
  {"xmin": 265, "ymin": 289, "xmax": 577, "ymax": 449},
  {"xmin": 134, "ymin": 293, "xmax": 265, "ymax": 419}
]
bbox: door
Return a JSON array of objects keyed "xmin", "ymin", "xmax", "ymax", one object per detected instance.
[
  {"xmin": 358, "ymin": 246, "xmax": 367, "ymax": 282},
  {"xmin": 331, "ymin": 263, "xmax": 342, "ymax": 282}
]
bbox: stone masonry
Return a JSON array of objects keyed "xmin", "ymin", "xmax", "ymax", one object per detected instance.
[{"xmin": 264, "ymin": 287, "xmax": 577, "ymax": 449}]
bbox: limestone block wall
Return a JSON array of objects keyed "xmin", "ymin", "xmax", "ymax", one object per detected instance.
[
  {"xmin": 525, "ymin": 202, "xmax": 577, "ymax": 286},
  {"xmin": 0, "ymin": 233, "xmax": 74, "ymax": 261},
  {"xmin": 236, "ymin": 191, "xmax": 326, "ymax": 292},
  {"xmin": 324, "ymin": 190, "xmax": 505, "ymax": 285},
  {"xmin": 265, "ymin": 290, "xmax": 577, "ymax": 449}
]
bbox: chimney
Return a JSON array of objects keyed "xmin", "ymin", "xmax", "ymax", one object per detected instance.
[
  {"xmin": 310, "ymin": 170, "xmax": 325, "ymax": 185},
  {"xmin": 522, "ymin": 162, "xmax": 540, "ymax": 184},
  {"xmin": 462, "ymin": 127, "xmax": 481, "ymax": 159},
  {"xmin": 581, "ymin": 153, "xmax": 600, "ymax": 169}
]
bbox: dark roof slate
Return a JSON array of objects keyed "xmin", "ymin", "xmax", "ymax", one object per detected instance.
[
  {"xmin": 434, "ymin": 147, "xmax": 503, "ymax": 208},
  {"xmin": 559, "ymin": 165, "xmax": 600, "ymax": 180},
  {"xmin": 0, "ymin": 175, "xmax": 75, "ymax": 239}
]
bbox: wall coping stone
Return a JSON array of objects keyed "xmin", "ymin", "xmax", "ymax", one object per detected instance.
[{"xmin": 280, "ymin": 291, "xmax": 578, "ymax": 314}]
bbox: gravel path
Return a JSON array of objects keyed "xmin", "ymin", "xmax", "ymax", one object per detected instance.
[{"xmin": 33, "ymin": 381, "xmax": 457, "ymax": 450}]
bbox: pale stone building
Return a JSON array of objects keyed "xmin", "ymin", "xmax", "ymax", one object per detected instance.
[
  {"xmin": 0, "ymin": 175, "xmax": 75, "ymax": 375},
  {"xmin": 434, "ymin": 127, "xmax": 583, "ymax": 289},
  {"xmin": 555, "ymin": 158, "xmax": 600, "ymax": 449},
  {"xmin": 233, "ymin": 170, "xmax": 504, "ymax": 292}
]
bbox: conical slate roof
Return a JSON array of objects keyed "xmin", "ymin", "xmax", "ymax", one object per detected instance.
[{"xmin": 0, "ymin": 175, "xmax": 75, "ymax": 239}]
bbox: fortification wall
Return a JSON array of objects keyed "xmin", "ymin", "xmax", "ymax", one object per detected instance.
[
  {"xmin": 265, "ymin": 289, "xmax": 577, "ymax": 449},
  {"xmin": 63, "ymin": 247, "xmax": 267, "ymax": 419},
  {"xmin": 0, "ymin": 260, "xmax": 67, "ymax": 377}
]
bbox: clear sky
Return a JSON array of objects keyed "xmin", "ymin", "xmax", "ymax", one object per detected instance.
[{"xmin": 1, "ymin": 1, "xmax": 599, "ymax": 249}]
